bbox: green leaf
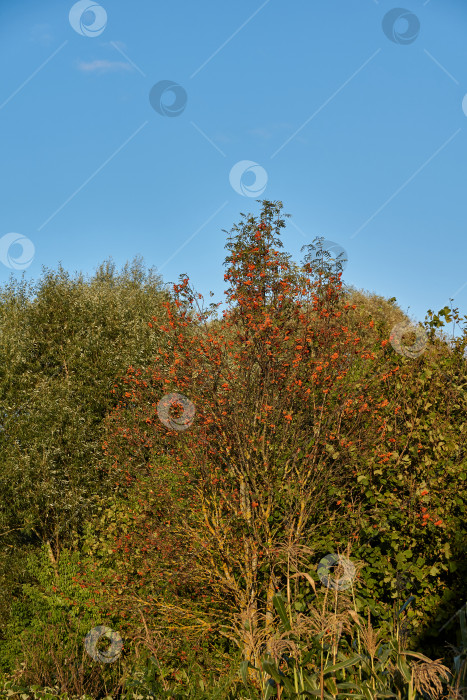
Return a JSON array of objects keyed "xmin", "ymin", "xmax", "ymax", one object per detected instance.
[
  {"xmin": 239, "ymin": 660, "xmax": 258, "ymax": 685},
  {"xmin": 273, "ymin": 593, "xmax": 292, "ymax": 631},
  {"xmin": 324, "ymin": 676, "xmax": 338, "ymax": 695},
  {"xmin": 261, "ymin": 659, "xmax": 295, "ymax": 693},
  {"xmin": 361, "ymin": 682, "xmax": 375, "ymax": 700},
  {"xmin": 397, "ymin": 656, "xmax": 412, "ymax": 682},
  {"xmin": 324, "ymin": 654, "xmax": 362, "ymax": 674},
  {"xmin": 265, "ymin": 682, "xmax": 278, "ymax": 700},
  {"xmin": 397, "ymin": 595, "xmax": 415, "ymax": 618},
  {"xmin": 338, "ymin": 682, "xmax": 365, "ymax": 691},
  {"xmin": 459, "ymin": 607, "xmax": 467, "ymax": 647},
  {"xmin": 403, "ymin": 651, "xmax": 434, "ymax": 664}
]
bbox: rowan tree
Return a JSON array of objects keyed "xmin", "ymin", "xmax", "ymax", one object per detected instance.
[{"xmin": 76, "ymin": 200, "xmax": 406, "ymax": 684}]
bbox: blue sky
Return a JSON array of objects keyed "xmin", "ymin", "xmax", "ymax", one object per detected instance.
[{"xmin": 1, "ymin": 0, "xmax": 467, "ymax": 330}]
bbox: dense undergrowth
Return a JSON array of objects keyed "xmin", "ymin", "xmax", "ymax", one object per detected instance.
[{"xmin": 0, "ymin": 201, "xmax": 465, "ymax": 699}]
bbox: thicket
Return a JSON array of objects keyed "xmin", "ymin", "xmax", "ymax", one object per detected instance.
[{"xmin": 0, "ymin": 201, "xmax": 465, "ymax": 699}]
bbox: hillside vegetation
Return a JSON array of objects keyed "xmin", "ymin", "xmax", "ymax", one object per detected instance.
[{"xmin": 0, "ymin": 201, "xmax": 466, "ymax": 699}]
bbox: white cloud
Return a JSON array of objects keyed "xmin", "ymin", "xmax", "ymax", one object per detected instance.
[
  {"xmin": 248, "ymin": 123, "xmax": 297, "ymax": 140},
  {"xmin": 76, "ymin": 60, "xmax": 133, "ymax": 74},
  {"xmin": 30, "ymin": 23, "xmax": 54, "ymax": 46}
]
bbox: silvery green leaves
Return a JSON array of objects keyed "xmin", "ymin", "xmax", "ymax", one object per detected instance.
[{"xmin": 84, "ymin": 625, "xmax": 123, "ymax": 663}]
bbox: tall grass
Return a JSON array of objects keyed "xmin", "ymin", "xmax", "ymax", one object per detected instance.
[{"xmin": 1, "ymin": 548, "xmax": 465, "ymax": 699}]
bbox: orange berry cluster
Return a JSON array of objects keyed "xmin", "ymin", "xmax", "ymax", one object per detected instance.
[{"xmin": 418, "ymin": 491, "xmax": 443, "ymax": 527}]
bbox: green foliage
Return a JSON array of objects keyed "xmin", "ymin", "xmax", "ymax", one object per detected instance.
[
  {"xmin": 0, "ymin": 203, "xmax": 466, "ymax": 699},
  {"xmin": 0, "ymin": 256, "xmax": 171, "ymax": 541},
  {"xmin": 239, "ymin": 592, "xmax": 455, "ymax": 700},
  {"xmin": 0, "ymin": 542, "xmax": 125, "ymax": 696},
  {"xmin": 0, "ymin": 257, "xmax": 174, "ymax": 638}
]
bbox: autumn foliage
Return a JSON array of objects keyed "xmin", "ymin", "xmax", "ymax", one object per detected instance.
[
  {"xmin": 1, "ymin": 213, "xmax": 466, "ymax": 697},
  {"xmin": 74, "ymin": 201, "xmax": 449, "ymax": 672}
]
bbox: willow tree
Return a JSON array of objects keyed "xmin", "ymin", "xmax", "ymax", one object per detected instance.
[{"xmin": 0, "ymin": 258, "xmax": 174, "ymax": 634}]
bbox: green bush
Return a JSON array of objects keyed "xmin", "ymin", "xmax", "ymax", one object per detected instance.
[{"xmin": 0, "ymin": 543, "xmax": 125, "ymax": 698}]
